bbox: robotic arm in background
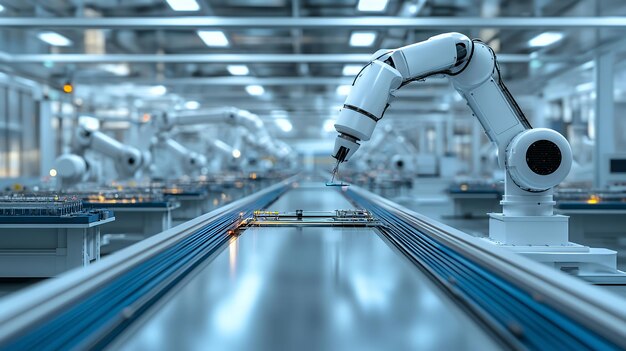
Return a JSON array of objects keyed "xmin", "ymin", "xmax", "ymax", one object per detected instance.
[
  {"xmin": 161, "ymin": 137, "xmax": 207, "ymax": 176},
  {"xmin": 159, "ymin": 107, "xmax": 291, "ymax": 164},
  {"xmin": 356, "ymin": 124, "xmax": 419, "ymax": 173},
  {"xmin": 332, "ymin": 32, "xmax": 572, "ymax": 219},
  {"xmin": 54, "ymin": 126, "xmax": 151, "ymax": 187}
]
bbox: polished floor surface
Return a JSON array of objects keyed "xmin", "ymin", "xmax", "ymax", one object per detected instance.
[{"xmin": 116, "ymin": 185, "xmax": 501, "ymax": 350}]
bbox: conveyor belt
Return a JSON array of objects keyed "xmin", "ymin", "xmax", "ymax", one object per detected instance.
[
  {"xmin": 0, "ymin": 184, "xmax": 289, "ymax": 350},
  {"xmin": 345, "ymin": 188, "xmax": 625, "ymax": 351},
  {"xmin": 0, "ymin": 180, "xmax": 624, "ymax": 350},
  {"xmin": 112, "ymin": 185, "xmax": 502, "ymax": 350}
]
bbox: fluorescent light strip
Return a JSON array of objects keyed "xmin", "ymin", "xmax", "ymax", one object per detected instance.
[
  {"xmin": 38, "ymin": 32, "xmax": 73, "ymax": 47},
  {"xmin": 184, "ymin": 100, "xmax": 200, "ymax": 109},
  {"xmin": 336, "ymin": 85, "xmax": 351, "ymax": 96},
  {"xmin": 528, "ymin": 32, "xmax": 564, "ymax": 47},
  {"xmin": 349, "ymin": 32, "xmax": 377, "ymax": 47},
  {"xmin": 197, "ymin": 30, "xmax": 229, "ymax": 47},
  {"xmin": 149, "ymin": 85, "xmax": 167, "ymax": 96},
  {"xmin": 246, "ymin": 85, "xmax": 265, "ymax": 96},
  {"xmin": 342, "ymin": 65, "xmax": 363, "ymax": 76},
  {"xmin": 227, "ymin": 65, "xmax": 250, "ymax": 76},
  {"xmin": 357, "ymin": 0, "xmax": 389, "ymax": 12},
  {"xmin": 166, "ymin": 0, "xmax": 200, "ymax": 11}
]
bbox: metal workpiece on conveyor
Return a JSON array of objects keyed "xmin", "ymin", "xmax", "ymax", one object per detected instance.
[{"xmin": 241, "ymin": 209, "xmax": 381, "ymax": 227}]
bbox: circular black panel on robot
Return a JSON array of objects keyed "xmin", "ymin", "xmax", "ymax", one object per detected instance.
[{"xmin": 525, "ymin": 139, "xmax": 562, "ymax": 176}]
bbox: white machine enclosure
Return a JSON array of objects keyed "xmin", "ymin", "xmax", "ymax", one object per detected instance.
[{"xmin": 332, "ymin": 32, "xmax": 622, "ymax": 279}]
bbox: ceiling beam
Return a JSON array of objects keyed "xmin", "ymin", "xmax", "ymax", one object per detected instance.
[
  {"xmin": 0, "ymin": 16, "xmax": 625, "ymax": 29},
  {"xmin": 10, "ymin": 53, "xmax": 565, "ymax": 64},
  {"xmin": 13, "ymin": 54, "xmax": 372, "ymax": 64},
  {"xmin": 74, "ymin": 76, "xmax": 450, "ymax": 86}
]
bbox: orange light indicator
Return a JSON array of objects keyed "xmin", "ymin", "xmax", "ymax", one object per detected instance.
[
  {"xmin": 62, "ymin": 83, "xmax": 73, "ymax": 94},
  {"xmin": 586, "ymin": 195, "xmax": 600, "ymax": 204}
]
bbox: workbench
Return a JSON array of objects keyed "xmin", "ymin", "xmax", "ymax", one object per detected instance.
[
  {"xmin": 0, "ymin": 211, "xmax": 114, "ymax": 277},
  {"xmin": 555, "ymin": 201, "xmax": 626, "ymax": 267},
  {"xmin": 83, "ymin": 201, "xmax": 179, "ymax": 254},
  {"xmin": 448, "ymin": 182, "xmax": 502, "ymax": 218}
]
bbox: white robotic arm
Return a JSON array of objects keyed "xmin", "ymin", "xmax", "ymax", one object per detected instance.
[
  {"xmin": 158, "ymin": 107, "xmax": 241, "ymax": 130},
  {"xmin": 331, "ymin": 32, "xmax": 626, "ymax": 275},
  {"xmin": 159, "ymin": 107, "xmax": 283, "ymax": 162},
  {"xmin": 333, "ymin": 32, "xmax": 575, "ymax": 247},
  {"xmin": 333, "ymin": 32, "xmax": 572, "ymax": 196},
  {"xmin": 75, "ymin": 127, "xmax": 150, "ymax": 179},
  {"xmin": 53, "ymin": 126, "xmax": 149, "ymax": 187},
  {"xmin": 162, "ymin": 138, "xmax": 207, "ymax": 174}
]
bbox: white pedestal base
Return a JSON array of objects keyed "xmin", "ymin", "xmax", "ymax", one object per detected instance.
[
  {"xmin": 489, "ymin": 213, "xmax": 569, "ymax": 246},
  {"xmin": 487, "ymin": 212, "xmax": 626, "ymax": 283}
]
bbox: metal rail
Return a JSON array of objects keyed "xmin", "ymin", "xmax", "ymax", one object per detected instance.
[
  {"xmin": 344, "ymin": 186, "xmax": 626, "ymax": 350},
  {"xmin": 0, "ymin": 17, "xmax": 625, "ymax": 29},
  {"xmin": 6, "ymin": 53, "xmax": 549, "ymax": 64}
]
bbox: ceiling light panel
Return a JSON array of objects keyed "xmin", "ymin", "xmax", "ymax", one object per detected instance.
[
  {"xmin": 357, "ymin": 0, "xmax": 389, "ymax": 12},
  {"xmin": 246, "ymin": 85, "xmax": 265, "ymax": 96},
  {"xmin": 227, "ymin": 65, "xmax": 250, "ymax": 76},
  {"xmin": 336, "ymin": 85, "xmax": 352, "ymax": 96},
  {"xmin": 38, "ymin": 32, "xmax": 73, "ymax": 47},
  {"xmin": 184, "ymin": 100, "xmax": 200, "ymax": 109},
  {"xmin": 528, "ymin": 32, "xmax": 564, "ymax": 47},
  {"xmin": 342, "ymin": 65, "xmax": 363, "ymax": 76},
  {"xmin": 349, "ymin": 32, "xmax": 377, "ymax": 47},
  {"xmin": 166, "ymin": 0, "xmax": 200, "ymax": 11},
  {"xmin": 197, "ymin": 30, "xmax": 230, "ymax": 47},
  {"xmin": 149, "ymin": 85, "xmax": 167, "ymax": 96}
]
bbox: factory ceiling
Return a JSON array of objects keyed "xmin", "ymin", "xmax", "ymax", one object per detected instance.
[{"xmin": 0, "ymin": 0, "xmax": 625, "ymax": 140}]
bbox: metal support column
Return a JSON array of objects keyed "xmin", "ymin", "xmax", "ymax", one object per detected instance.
[
  {"xmin": 435, "ymin": 121, "xmax": 444, "ymax": 157},
  {"xmin": 445, "ymin": 117, "xmax": 454, "ymax": 154},
  {"xmin": 39, "ymin": 99, "xmax": 54, "ymax": 177},
  {"xmin": 417, "ymin": 127, "xmax": 427, "ymax": 153},
  {"xmin": 594, "ymin": 52, "xmax": 615, "ymax": 189}
]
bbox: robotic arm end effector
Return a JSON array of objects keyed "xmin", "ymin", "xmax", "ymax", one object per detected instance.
[{"xmin": 332, "ymin": 133, "xmax": 360, "ymax": 163}]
